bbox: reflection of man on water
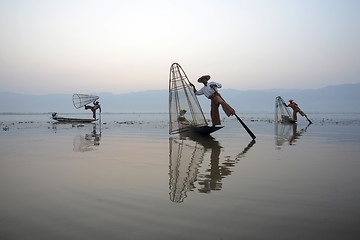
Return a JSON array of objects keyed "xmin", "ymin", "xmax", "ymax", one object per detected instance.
[
  {"xmin": 275, "ymin": 123, "xmax": 307, "ymax": 147},
  {"xmin": 169, "ymin": 135, "xmax": 255, "ymax": 202},
  {"xmin": 73, "ymin": 125, "xmax": 101, "ymax": 152},
  {"xmin": 88, "ymin": 125, "xmax": 101, "ymax": 146},
  {"xmin": 289, "ymin": 124, "xmax": 305, "ymax": 145},
  {"xmin": 198, "ymin": 139, "xmax": 255, "ymax": 193},
  {"xmin": 198, "ymin": 141, "xmax": 224, "ymax": 193}
]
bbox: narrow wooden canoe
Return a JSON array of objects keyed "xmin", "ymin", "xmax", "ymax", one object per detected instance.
[{"xmin": 52, "ymin": 116, "xmax": 97, "ymax": 123}]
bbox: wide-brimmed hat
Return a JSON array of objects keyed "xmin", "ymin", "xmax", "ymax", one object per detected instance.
[
  {"xmin": 197, "ymin": 75, "xmax": 211, "ymax": 82},
  {"xmin": 289, "ymin": 99, "xmax": 294, "ymax": 102}
]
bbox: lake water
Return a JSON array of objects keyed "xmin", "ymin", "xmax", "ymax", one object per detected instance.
[{"xmin": 1, "ymin": 113, "xmax": 360, "ymax": 240}]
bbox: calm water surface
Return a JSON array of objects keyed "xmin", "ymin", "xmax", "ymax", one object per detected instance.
[{"xmin": 0, "ymin": 113, "xmax": 359, "ymax": 239}]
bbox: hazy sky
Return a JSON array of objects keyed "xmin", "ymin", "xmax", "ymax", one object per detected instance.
[{"xmin": 1, "ymin": 0, "xmax": 359, "ymax": 94}]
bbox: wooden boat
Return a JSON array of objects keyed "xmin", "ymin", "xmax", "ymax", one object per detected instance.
[
  {"xmin": 51, "ymin": 94, "xmax": 101, "ymax": 123},
  {"xmin": 190, "ymin": 125, "xmax": 223, "ymax": 134},
  {"xmin": 52, "ymin": 113, "xmax": 97, "ymax": 123}
]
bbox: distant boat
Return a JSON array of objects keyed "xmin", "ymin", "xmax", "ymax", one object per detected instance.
[
  {"xmin": 52, "ymin": 93, "xmax": 100, "ymax": 123},
  {"xmin": 169, "ymin": 63, "xmax": 223, "ymax": 135},
  {"xmin": 51, "ymin": 113, "xmax": 97, "ymax": 123}
]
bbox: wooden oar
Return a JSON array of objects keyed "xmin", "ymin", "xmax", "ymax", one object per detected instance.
[
  {"xmin": 304, "ymin": 114, "xmax": 312, "ymax": 124},
  {"xmin": 297, "ymin": 105, "xmax": 312, "ymax": 124},
  {"xmin": 233, "ymin": 112, "xmax": 256, "ymax": 140},
  {"xmin": 212, "ymin": 87, "xmax": 256, "ymax": 140}
]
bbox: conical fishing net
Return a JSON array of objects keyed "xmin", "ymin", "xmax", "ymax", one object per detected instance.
[
  {"xmin": 169, "ymin": 63, "xmax": 208, "ymax": 134},
  {"xmin": 73, "ymin": 94, "xmax": 99, "ymax": 109},
  {"xmin": 275, "ymin": 96, "xmax": 294, "ymax": 123}
]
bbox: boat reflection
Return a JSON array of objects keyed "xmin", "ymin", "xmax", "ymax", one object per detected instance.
[
  {"xmin": 73, "ymin": 125, "xmax": 101, "ymax": 152},
  {"xmin": 169, "ymin": 132, "xmax": 255, "ymax": 203},
  {"xmin": 275, "ymin": 122, "xmax": 310, "ymax": 148}
]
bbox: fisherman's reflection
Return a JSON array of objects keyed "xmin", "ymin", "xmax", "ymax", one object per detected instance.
[
  {"xmin": 169, "ymin": 132, "xmax": 255, "ymax": 203},
  {"xmin": 192, "ymin": 134, "xmax": 223, "ymax": 193},
  {"xmin": 73, "ymin": 124, "xmax": 101, "ymax": 152},
  {"xmin": 275, "ymin": 122, "xmax": 310, "ymax": 148}
]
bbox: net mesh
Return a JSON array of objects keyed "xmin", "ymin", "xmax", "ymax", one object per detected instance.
[
  {"xmin": 169, "ymin": 63, "xmax": 208, "ymax": 134},
  {"xmin": 73, "ymin": 94, "xmax": 99, "ymax": 109},
  {"xmin": 275, "ymin": 96, "xmax": 294, "ymax": 123},
  {"xmin": 169, "ymin": 138, "xmax": 205, "ymax": 203}
]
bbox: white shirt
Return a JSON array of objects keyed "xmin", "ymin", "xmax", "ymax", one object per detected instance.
[{"xmin": 195, "ymin": 81, "xmax": 222, "ymax": 98}]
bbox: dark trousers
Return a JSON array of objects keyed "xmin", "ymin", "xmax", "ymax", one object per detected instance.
[{"xmin": 210, "ymin": 93, "xmax": 235, "ymax": 126}]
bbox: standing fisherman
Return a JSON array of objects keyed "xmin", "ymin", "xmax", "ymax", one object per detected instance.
[
  {"xmin": 190, "ymin": 75, "xmax": 235, "ymax": 127},
  {"xmin": 287, "ymin": 99, "xmax": 312, "ymax": 123},
  {"xmin": 85, "ymin": 101, "xmax": 101, "ymax": 119}
]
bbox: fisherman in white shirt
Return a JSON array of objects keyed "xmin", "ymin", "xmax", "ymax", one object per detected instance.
[
  {"xmin": 194, "ymin": 80, "xmax": 222, "ymax": 98},
  {"xmin": 190, "ymin": 75, "xmax": 235, "ymax": 126}
]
